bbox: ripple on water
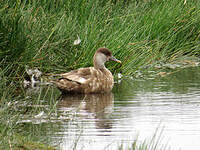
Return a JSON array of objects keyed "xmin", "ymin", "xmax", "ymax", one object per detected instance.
[{"xmin": 19, "ymin": 67, "xmax": 200, "ymax": 150}]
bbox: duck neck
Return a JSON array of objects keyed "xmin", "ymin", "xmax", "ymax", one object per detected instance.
[
  {"xmin": 93, "ymin": 54, "xmax": 106, "ymax": 69},
  {"xmin": 94, "ymin": 59, "xmax": 105, "ymax": 69}
]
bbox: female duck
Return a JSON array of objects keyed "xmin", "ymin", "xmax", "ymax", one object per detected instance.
[{"xmin": 52, "ymin": 48, "xmax": 121, "ymax": 94}]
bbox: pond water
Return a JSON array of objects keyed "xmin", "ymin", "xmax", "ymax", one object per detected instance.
[{"xmin": 20, "ymin": 66, "xmax": 200, "ymax": 150}]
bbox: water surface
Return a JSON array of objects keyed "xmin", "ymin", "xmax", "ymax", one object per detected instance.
[{"xmin": 21, "ymin": 66, "xmax": 200, "ymax": 150}]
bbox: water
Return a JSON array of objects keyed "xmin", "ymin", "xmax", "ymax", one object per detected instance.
[{"xmin": 20, "ymin": 66, "xmax": 200, "ymax": 150}]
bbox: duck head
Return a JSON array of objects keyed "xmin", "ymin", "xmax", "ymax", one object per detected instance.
[{"xmin": 93, "ymin": 48, "xmax": 121, "ymax": 69}]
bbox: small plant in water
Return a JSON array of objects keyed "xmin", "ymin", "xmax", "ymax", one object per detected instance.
[{"xmin": 119, "ymin": 127, "xmax": 169, "ymax": 150}]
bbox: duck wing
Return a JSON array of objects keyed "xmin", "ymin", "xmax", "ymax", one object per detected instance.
[
  {"xmin": 60, "ymin": 67, "xmax": 92, "ymax": 84},
  {"xmin": 51, "ymin": 67, "xmax": 93, "ymax": 93}
]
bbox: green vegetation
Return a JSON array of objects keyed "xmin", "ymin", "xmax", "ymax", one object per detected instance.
[
  {"xmin": 1, "ymin": 0, "xmax": 200, "ymax": 75},
  {"xmin": 119, "ymin": 128, "xmax": 167, "ymax": 150},
  {"xmin": 0, "ymin": 0, "xmax": 200, "ymax": 149}
]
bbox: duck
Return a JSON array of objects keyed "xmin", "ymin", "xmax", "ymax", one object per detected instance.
[{"xmin": 51, "ymin": 48, "xmax": 121, "ymax": 94}]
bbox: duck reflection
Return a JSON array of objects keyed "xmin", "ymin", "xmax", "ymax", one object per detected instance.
[{"xmin": 57, "ymin": 93, "xmax": 114, "ymax": 130}]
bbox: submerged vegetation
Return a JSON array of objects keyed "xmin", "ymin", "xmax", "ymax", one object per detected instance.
[{"xmin": 0, "ymin": 0, "xmax": 200, "ymax": 149}]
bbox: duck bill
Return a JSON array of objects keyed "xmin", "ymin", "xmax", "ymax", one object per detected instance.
[{"xmin": 109, "ymin": 56, "xmax": 121, "ymax": 63}]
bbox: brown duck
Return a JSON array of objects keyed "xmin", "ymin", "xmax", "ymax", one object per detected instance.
[{"xmin": 52, "ymin": 48, "xmax": 121, "ymax": 94}]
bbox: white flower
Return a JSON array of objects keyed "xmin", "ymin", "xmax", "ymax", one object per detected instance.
[
  {"xmin": 117, "ymin": 73, "xmax": 123, "ymax": 79},
  {"xmin": 73, "ymin": 35, "xmax": 81, "ymax": 45}
]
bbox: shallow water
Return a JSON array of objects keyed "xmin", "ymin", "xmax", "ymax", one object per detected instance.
[{"xmin": 20, "ymin": 66, "xmax": 200, "ymax": 150}]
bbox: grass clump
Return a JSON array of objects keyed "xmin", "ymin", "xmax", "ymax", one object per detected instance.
[
  {"xmin": 0, "ymin": 0, "xmax": 200, "ymax": 76},
  {"xmin": 119, "ymin": 128, "xmax": 169, "ymax": 150}
]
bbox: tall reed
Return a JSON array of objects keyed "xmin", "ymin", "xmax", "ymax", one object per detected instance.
[{"xmin": 0, "ymin": 0, "xmax": 199, "ymax": 76}]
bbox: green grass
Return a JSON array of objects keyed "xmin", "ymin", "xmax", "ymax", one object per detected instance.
[
  {"xmin": 1, "ymin": 0, "xmax": 200, "ymax": 75},
  {"xmin": 0, "ymin": 0, "xmax": 200, "ymax": 149},
  {"xmin": 118, "ymin": 127, "xmax": 168, "ymax": 150}
]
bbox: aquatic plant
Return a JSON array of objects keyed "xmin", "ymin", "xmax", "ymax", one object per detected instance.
[{"xmin": 118, "ymin": 127, "xmax": 169, "ymax": 150}]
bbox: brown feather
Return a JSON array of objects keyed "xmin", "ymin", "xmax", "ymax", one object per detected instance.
[{"xmin": 51, "ymin": 48, "xmax": 120, "ymax": 94}]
